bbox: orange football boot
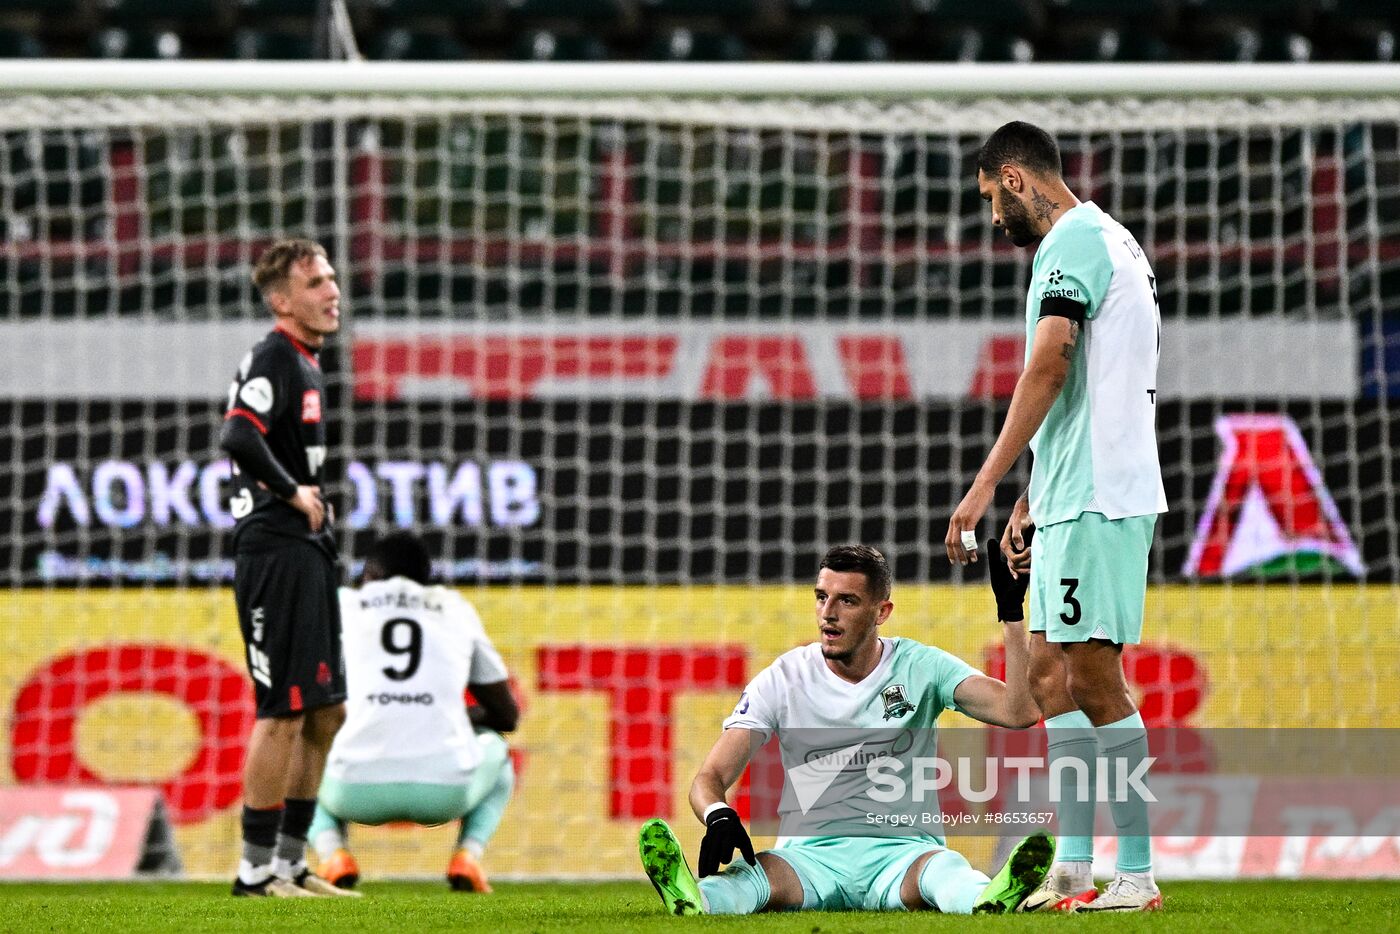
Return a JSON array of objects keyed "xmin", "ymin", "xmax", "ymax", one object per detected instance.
[
  {"xmin": 317, "ymin": 848, "xmax": 360, "ymax": 890},
  {"xmin": 447, "ymin": 849, "xmax": 492, "ymax": 893}
]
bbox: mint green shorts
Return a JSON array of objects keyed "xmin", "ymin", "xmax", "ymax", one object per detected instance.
[
  {"xmin": 1030, "ymin": 511, "xmax": 1156, "ymax": 645},
  {"xmin": 767, "ymin": 836, "xmax": 966, "ymax": 911},
  {"xmin": 319, "ymin": 732, "xmax": 510, "ymax": 826},
  {"xmin": 319, "ymin": 778, "xmax": 472, "ymax": 826}
]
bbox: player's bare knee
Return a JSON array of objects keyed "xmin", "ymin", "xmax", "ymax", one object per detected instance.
[
  {"xmin": 305, "ymin": 702, "xmax": 346, "ymax": 746},
  {"xmin": 1066, "ymin": 669, "xmax": 1125, "ymax": 721},
  {"xmin": 1027, "ymin": 647, "xmax": 1071, "ymax": 712},
  {"xmin": 259, "ymin": 713, "xmax": 304, "ymax": 741},
  {"xmin": 1066, "ymin": 674, "xmax": 1102, "ymax": 717},
  {"xmin": 755, "ymin": 852, "xmax": 804, "ymax": 911}
]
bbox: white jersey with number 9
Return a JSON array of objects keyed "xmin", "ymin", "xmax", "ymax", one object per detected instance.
[{"xmin": 325, "ymin": 576, "xmax": 509, "ymax": 785}]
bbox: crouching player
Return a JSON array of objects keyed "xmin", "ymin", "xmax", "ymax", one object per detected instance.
[
  {"xmin": 640, "ymin": 543, "xmax": 1052, "ymax": 915},
  {"xmin": 309, "ymin": 531, "xmax": 519, "ymax": 891}
]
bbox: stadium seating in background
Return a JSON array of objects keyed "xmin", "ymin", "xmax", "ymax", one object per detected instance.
[
  {"xmin": 1180, "ymin": 0, "xmax": 1303, "ymax": 58},
  {"xmin": 91, "ymin": 27, "xmax": 184, "ymax": 59},
  {"xmin": 1324, "ymin": 0, "xmax": 1400, "ymax": 19},
  {"xmin": 238, "ymin": 0, "xmax": 321, "ymax": 16},
  {"xmin": 1038, "ymin": 0, "xmax": 1174, "ymax": 61},
  {"xmin": 370, "ymin": 0, "xmax": 500, "ymax": 27},
  {"xmin": 93, "ymin": 0, "xmax": 228, "ymax": 58},
  {"xmin": 0, "ymin": 0, "xmax": 61, "ymax": 57},
  {"xmin": 104, "ymin": 0, "xmax": 222, "ymax": 26},
  {"xmin": 0, "ymin": 0, "xmax": 1396, "ymax": 64},
  {"xmin": 227, "ymin": 0, "xmax": 320, "ymax": 58},
  {"xmin": 1184, "ymin": 0, "xmax": 1303, "ymax": 23},
  {"xmin": 793, "ymin": 26, "xmax": 890, "ymax": 62},
  {"xmin": 790, "ymin": 0, "xmax": 906, "ymax": 20},
  {"xmin": 1202, "ymin": 26, "xmax": 1312, "ymax": 61},
  {"xmin": 1049, "ymin": 0, "xmax": 1173, "ymax": 19},
  {"xmin": 931, "ymin": 29, "xmax": 1036, "ymax": 62},
  {"xmin": 504, "ymin": 0, "xmax": 634, "ymax": 57},
  {"xmin": 513, "ymin": 29, "xmax": 609, "ymax": 60},
  {"xmin": 914, "ymin": 0, "xmax": 1042, "ymax": 33},
  {"xmin": 640, "ymin": 0, "xmax": 765, "ymax": 63},
  {"xmin": 1321, "ymin": 28, "xmax": 1396, "ymax": 62},
  {"xmin": 1067, "ymin": 30, "xmax": 1175, "ymax": 62},
  {"xmin": 907, "ymin": 0, "xmax": 1039, "ymax": 62},
  {"xmin": 507, "ymin": 0, "xmax": 629, "ymax": 25},
  {"xmin": 644, "ymin": 0, "xmax": 757, "ymax": 16},
  {"xmin": 0, "ymin": 0, "xmax": 75, "ymax": 11},
  {"xmin": 371, "ymin": 27, "xmax": 472, "ymax": 59},
  {"xmin": 1316, "ymin": 0, "xmax": 1399, "ymax": 62},
  {"xmin": 0, "ymin": 26, "xmax": 41, "ymax": 57},
  {"xmin": 229, "ymin": 28, "xmax": 316, "ymax": 59},
  {"xmin": 648, "ymin": 27, "xmax": 748, "ymax": 61}
]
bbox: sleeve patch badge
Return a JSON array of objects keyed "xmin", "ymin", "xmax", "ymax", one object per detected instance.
[{"xmin": 239, "ymin": 377, "xmax": 274, "ymax": 414}]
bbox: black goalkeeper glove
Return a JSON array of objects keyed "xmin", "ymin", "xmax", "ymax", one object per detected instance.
[
  {"xmin": 989, "ymin": 526, "xmax": 1034, "ymax": 622},
  {"xmin": 698, "ymin": 805, "xmax": 756, "ymax": 877}
]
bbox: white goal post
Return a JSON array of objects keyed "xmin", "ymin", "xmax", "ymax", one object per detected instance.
[
  {"xmin": 0, "ymin": 62, "xmax": 1397, "ymax": 882},
  {"xmin": 5, "ymin": 59, "xmax": 1400, "ymax": 96}
]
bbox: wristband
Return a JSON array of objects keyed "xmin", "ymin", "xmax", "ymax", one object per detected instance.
[{"xmin": 702, "ymin": 802, "xmax": 730, "ymax": 822}]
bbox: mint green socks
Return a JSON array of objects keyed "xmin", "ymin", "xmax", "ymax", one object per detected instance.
[
  {"xmin": 1099, "ymin": 710, "xmax": 1152, "ymax": 874},
  {"xmin": 1045, "ymin": 710, "xmax": 1097, "ymax": 864}
]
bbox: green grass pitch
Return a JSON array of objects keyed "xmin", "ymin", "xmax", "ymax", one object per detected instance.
[{"xmin": 1, "ymin": 881, "xmax": 1396, "ymax": 933}]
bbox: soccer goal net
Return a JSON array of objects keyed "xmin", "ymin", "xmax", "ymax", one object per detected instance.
[{"xmin": 1, "ymin": 62, "xmax": 1397, "ymax": 880}]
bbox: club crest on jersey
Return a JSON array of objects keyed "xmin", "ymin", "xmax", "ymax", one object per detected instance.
[
  {"xmin": 302, "ymin": 389, "xmax": 321, "ymax": 423},
  {"xmin": 880, "ymin": 683, "xmax": 915, "ymax": 720}
]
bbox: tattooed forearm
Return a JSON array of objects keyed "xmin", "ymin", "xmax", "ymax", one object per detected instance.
[
  {"xmin": 1059, "ymin": 320, "xmax": 1080, "ymax": 361},
  {"xmin": 1031, "ymin": 187, "xmax": 1060, "ymax": 223}
]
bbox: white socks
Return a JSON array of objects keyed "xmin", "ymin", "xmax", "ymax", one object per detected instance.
[
  {"xmin": 312, "ymin": 828, "xmax": 344, "ymax": 862},
  {"xmin": 1117, "ymin": 869, "xmax": 1158, "ymax": 892},
  {"xmin": 272, "ymin": 855, "xmax": 305, "ymax": 881},
  {"xmin": 237, "ymin": 858, "xmax": 274, "ymax": 886},
  {"xmin": 1050, "ymin": 860, "xmax": 1093, "ymax": 893}
]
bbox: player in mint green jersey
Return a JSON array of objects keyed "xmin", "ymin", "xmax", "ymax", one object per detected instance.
[
  {"xmin": 945, "ymin": 121, "xmax": 1167, "ymax": 913},
  {"xmin": 639, "ymin": 544, "xmax": 1053, "ymax": 916}
]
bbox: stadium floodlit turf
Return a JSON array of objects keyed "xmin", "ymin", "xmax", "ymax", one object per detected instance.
[{"xmin": 1, "ymin": 881, "xmax": 1396, "ymax": 933}]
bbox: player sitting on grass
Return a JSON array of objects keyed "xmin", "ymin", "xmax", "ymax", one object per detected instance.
[
  {"xmin": 307, "ymin": 531, "xmax": 519, "ymax": 892},
  {"xmin": 639, "ymin": 543, "xmax": 1053, "ymax": 916}
]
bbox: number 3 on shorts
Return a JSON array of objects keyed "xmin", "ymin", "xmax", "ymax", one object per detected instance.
[{"xmin": 1059, "ymin": 578, "xmax": 1081, "ymax": 625}]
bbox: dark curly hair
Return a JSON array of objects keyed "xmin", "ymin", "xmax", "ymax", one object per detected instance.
[
  {"xmin": 365, "ymin": 530, "xmax": 433, "ymax": 585},
  {"xmin": 976, "ymin": 121, "xmax": 1062, "ymax": 179}
]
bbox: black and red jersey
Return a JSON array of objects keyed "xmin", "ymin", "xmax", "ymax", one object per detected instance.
[{"xmin": 220, "ymin": 325, "xmax": 335, "ymax": 555}]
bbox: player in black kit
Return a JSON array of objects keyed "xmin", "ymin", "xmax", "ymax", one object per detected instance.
[{"xmin": 221, "ymin": 239, "xmax": 356, "ymax": 898}]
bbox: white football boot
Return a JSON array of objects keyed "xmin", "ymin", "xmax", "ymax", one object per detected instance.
[
  {"xmin": 1071, "ymin": 874, "xmax": 1162, "ymax": 912},
  {"xmin": 1017, "ymin": 875, "xmax": 1098, "ymax": 913}
]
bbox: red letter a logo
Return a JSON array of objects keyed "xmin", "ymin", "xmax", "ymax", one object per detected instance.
[{"xmin": 1183, "ymin": 415, "xmax": 1362, "ymax": 578}]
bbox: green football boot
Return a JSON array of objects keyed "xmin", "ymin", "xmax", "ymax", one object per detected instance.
[
  {"xmin": 638, "ymin": 819, "xmax": 704, "ymax": 916},
  {"xmin": 972, "ymin": 832, "xmax": 1057, "ymax": 914}
]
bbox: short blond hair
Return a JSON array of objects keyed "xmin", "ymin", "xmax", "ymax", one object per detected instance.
[{"xmin": 251, "ymin": 238, "xmax": 327, "ymax": 296}]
